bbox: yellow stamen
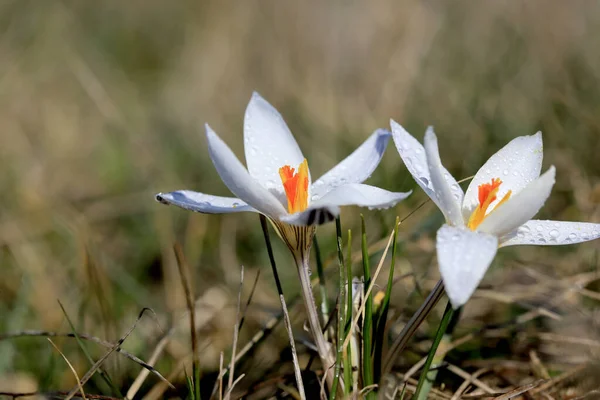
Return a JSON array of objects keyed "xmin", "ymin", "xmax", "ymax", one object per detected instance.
[
  {"xmin": 279, "ymin": 159, "xmax": 309, "ymax": 214},
  {"xmin": 467, "ymin": 178, "xmax": 512, "ymax": 230}
]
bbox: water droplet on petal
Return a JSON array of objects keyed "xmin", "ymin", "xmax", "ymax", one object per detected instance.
[{"xmin": 549, "ymin": 229, "xmax": 559, "ymax": 238}]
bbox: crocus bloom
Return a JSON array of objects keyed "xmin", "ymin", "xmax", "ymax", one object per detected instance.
[
  {"xmin": 157, "ymin": 93, "xmax": 410, "ymax": 247},
  {"xmin": 391, "ymin": 121, "xmax": 600, "ymax": 308},
  {"xmin": 156, "ymin": 93, "xmax": 411, "ymax": 374}
]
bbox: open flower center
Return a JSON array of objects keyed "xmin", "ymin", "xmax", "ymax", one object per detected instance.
[
  {"xmin": 279, "ymin": 159, "xmax": 309, "ymax": 214},
  {"xmin": 467, "ymin": 178, "xmax": 512, "ymax": 230}
]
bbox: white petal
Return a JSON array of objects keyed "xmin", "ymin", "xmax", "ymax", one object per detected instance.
[
  {"xmin": 500, "ymin": 220, "xmax": 600, "ymax": 247},
  {"xmin": 391, "ymin": 120, "xmax": 439, "ymax": 206},
  {"xmin": 279, "ymin": 205, "xmax": 340, "ymax": 226},
  {"xmin": 311, "ymin": 129, "xmax": 391, "ymax": 199},
  {"xmin": 155, "ymin": 191, "xmax": 257, "ymax": 214},
  {"xmin": 243, "ymin": 92, "xmax": 307, "ymax": 191},
  {"xmin": 477, "ymin": 166, "xmax": 555, "ymax": 237},
  {"xmin": 206, "ymin": 124, "xmax": 288, "ymax": 217},
  {"xmin": 437, "ymin": 225, "xmax": 498, "ymax": 308},
  {"xmin": 462, "ymin": 132, "xmax": 543, "ymax": 222},
  {"xmin": 310, "ymin": 183, "xmax": 412, "ymax": 210},
  {"xmin": 424, "ymin": 127, "xmax": 464, "ymax": 226}
]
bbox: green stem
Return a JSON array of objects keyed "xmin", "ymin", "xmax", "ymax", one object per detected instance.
[
  {"xmin": 374, "ymin": 217, "xmax": 400, "ymax": 382},
  {"xmin": 360, "ymin": 215, "xmax": 375, "ymax": 399},
  {"xmin": 259, "ymin": 215, "xmax": 306, "ymax": 399},
  {"xmin": 313, "ymin": 236, "xmax": 329, "ymax": 330},
  {"xmin": 343, "ymin": 228, "xmax": 354, "ymax": 394},
  {"xmin": 329, "ymin": 218, "xmax": 347, "ymax": 400},
  {"xmin": 414, "ymin": 301, "xmax": 455, "ymax": 400}
]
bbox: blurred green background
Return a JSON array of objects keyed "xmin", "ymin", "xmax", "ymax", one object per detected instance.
[{"xmin": 1, "ymin": 0, "xmax": 599, "ymax": 397}]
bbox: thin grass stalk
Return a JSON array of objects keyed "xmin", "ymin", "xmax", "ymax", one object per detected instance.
[
  {"xmin": 414, "ymin": 301, "xmax": 454, "ymax": 400},
  {"xmin": 343, "ymin": 228, "xmax": 353, "ymax": 394},
  {"xmin": 329, "ymin": 217, "xmax": 347, "ymax": 400},
  {"xmin": 57, "ymin": 301, "xmax": 123, "ymax": 398},
  {"xmin": 374, "ymin": 217, "xmax": 400, "ymax": 382},
  {"xmin": 173, "ymin": 244, "xmax": 201, "ymax": 400},
  {"xmin": 313, "ymin": 236, "xmax": 330, "ymax": 331},
  {"xmin": 382, "ymin": 279, "xmax": 445, "ymax": 378},
  {"xmin": 259, "ymin": 215, "xmax": 306, "ymax": 400},
  {"xmin": 360, "ymin": 215, "xmax": 375, "ymax": 399}
]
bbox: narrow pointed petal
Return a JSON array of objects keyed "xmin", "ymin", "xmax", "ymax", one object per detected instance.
[
  {"xmin": 500, "ymin": 220, "xmax": 600, "ymax": 247},
  {"xmin": 437, "ymin": 225, "xmax": 498, "ymax": 308},
  {"xmin": 206, "ymin": 124, "xmax": 288, "ymax": 217},
  {"xmin": 243, "ymin": 92, "xmax": 307, "ymax": 191},
  {"xmin": 310, "ymin": 183, "xmax": 412, "ymax": 210},
  {"xmin": 391, "ymin": 120, "xmax": 441, "ymax": 208},
  {"xmin": 279, "ymin": 205, "xmax": 340, "ymax": 226},
  {"xmin": 311, "ymin": 129, "xmax": 391, "ymax": 199},
  {"xmin": 424, "ymin": 127, "xmax": 464, "ymax": 226},
  {"xmin": 463, "ymin": 132, "xmax": 543, "ymax": 221},
  {"xmin": 478, "ymin": 166, "xmax": 555, "ymax": 237},
  {"xmin": 155, "ymin": 191, "xmax": 257, "ymax": 214}
]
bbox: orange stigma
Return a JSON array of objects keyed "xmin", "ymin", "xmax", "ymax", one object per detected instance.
[
  {"xmin": 279, "ymin": 159, "xmax": 309, "ymax": 214},
  {"xmin": 467, "ymin": 178, "xmax": 512, "ymax": 230}
]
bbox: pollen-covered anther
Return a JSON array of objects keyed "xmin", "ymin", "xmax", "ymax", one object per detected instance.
[
  {"xmin": 279, "ymin": 159, "xmax": 309, "ymax": 214},
  {"xmin": 467, "ymin": 178, "xmax": 512, "ymax": 230}
]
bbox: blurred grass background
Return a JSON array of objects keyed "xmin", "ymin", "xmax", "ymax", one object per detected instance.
[{"xmin": 1, "ymin": 0, "xmax": 600, "ymax": 397}]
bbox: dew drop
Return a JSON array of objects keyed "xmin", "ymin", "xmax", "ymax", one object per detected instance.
[
  {"xmin": 503, "ymin": 169, "xmax": 509, "ymax": 176},
  {"xmin": 519, "ymin": 225, "xmax": 531, "ymax": 234},
  {"xmin": 536, "ymin": 225, "xmax": 544, "ymax": 232}
]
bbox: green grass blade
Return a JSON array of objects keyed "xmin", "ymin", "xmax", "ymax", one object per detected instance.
[
  {"xmin": 329, "ymin": 216, "xmax": 346, "ymax": 399},
  {"xmin": 414, "ymin": 301, "xmax": 455, "ymax": 400},
  {"xmin": 313, "ymin": 236, "xmax": 330, "ymax": 331},
  {"xmin": 343, "ymin": 228, "xmax": 353, "ymax": 394},
  {"xmin": 57, "ymin": 300, "xmax": 123, "ymax": 398},
  {"xmin": 374, "ymin": 216, "xmax": 400, "ymax": 382},
  {"xmin": 360, "ymin": 215, "xmax": 375, "ymax": 399}
]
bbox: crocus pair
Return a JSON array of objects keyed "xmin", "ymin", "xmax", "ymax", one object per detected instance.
[{"xmin": 156, "ymin": 92, "xmax": 600, "ymax": 310}]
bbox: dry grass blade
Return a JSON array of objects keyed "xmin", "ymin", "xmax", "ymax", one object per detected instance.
[
  {"xmin": 48, "ymin": 338, "xmax": 88, "ymax": 400},
  {"xmin": 125, "ymin": 326, "xmax": 176, "ymax": 399},
  {"xmin": 224, "ymin": 374, "xmax": 245, "ymax": 400},
  {"xmin": 65, "ymin": 308, "xmax": 163, "ymax": 400},
  {"xmin": 382, "ymin": 279, "xmax": 445, "ymax": 377},
  {"xmin": 173, "ymin": 243, "xmax": 200, "ymax": 399},
  {"xmin": 450, "ymin": 368, "xmax": 490, "ymax": 400},
  {"xmin": 1, "ymin": 329, "xmax": 173, "ymax": 391},
  {"xmin": 492, "ymin": 380, "xmax": 545, "ymax": 400},
  {"xmin": 279, "ymin": 294, "xmax": 306, "ymax": 400},
  {"xmin": 225, "ymin": 266, "xmax": 244, "ymax": 398},
  {"xmin": 342, "ymin": 224, "xmax": 396, "ymax": 351},
  {"xmin": 446, "ymin": 364, "xmax": 495, "ymax": 394}
]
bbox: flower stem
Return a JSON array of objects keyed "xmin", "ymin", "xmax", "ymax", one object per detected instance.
[
  {"xmin": 296, "ymin": 252, "xmax": 338, "ymax": 389},
  {"xmin": 259, "ymin": 215, "xmax": 306, "ymax": 399},
  {"xmin": 414, "ymin": 301, "xmax": 454, "ymax": 400}
]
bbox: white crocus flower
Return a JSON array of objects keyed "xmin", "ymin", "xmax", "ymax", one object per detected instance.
[
  {"xmin": 156, "ymin": 93, "xmax": 411, "ymax": 375},
  {"xmin": 157, "ymin": 92, "xmax": 411, "ymax": 249},
  {"xmin": 391, "ymin": 120, "xmax": 600, "ymax": 308}
]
